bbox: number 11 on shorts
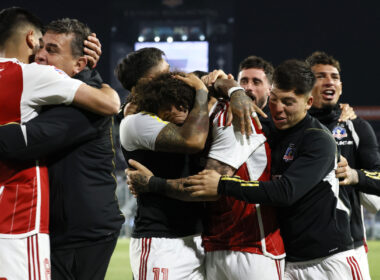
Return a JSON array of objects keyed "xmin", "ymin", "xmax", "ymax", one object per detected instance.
[{"xmin": 153, "ymin": 267, "xmax": 168, "ymax": 280}]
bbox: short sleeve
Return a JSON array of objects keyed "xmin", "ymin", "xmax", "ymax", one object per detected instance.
[
  {"xmin": 120, "ymin": 112, "xmax": 168, "ymax": 151},
  {"xmin": 21, "ymin": 63, "xmax": 83, "ymax": 121}
]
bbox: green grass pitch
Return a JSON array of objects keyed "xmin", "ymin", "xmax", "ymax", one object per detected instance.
[{"xmin": 105, "ymin": 239, "xmax": 380, "ymax": 280}]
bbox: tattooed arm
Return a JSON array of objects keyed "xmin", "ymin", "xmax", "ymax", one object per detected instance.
[
  {"xmin": 212, "ymin": 78, "xmax": 267, "ymax": 134},
  {"xmin": 154, "ymin": 74, "xmax": 209, "ymax": 154},
  {"xmin": 162, "ymin": 158, "xmax": 235, "ymax": 201},
  {"xmin": 127, "ymin": 158, "xmax": 235, "ymax": 201}
]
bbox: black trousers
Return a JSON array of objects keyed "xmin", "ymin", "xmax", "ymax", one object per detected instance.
[{"xmin": 51, "ymin": 237, "xmax": 118, "ymax": 280}]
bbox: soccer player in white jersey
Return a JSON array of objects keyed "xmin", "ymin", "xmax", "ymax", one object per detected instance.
[{"xmin": 0, "ymin": 7, "xmax": 119, "ymax": 280}]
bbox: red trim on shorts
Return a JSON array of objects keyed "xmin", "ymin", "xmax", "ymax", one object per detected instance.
[
  {"xmin": 347, "ymin": 256, "xmax": 363, "ymax": 280},
  {"xmin": 139, "ymin": 238, "xmax": 152, "ymax": 280},
  {"xmin": 351, "ymin": 256, "xmax": 363, "ymax": 280},
  {"xmin": 145, "ymin": 239, "xmax": 152, "ymax": 280},
  {"xmin": 139, "ymin": 239, "xmax": 145, "ymax": 280},
  {"xmin": 35, "ymin": 235, "xmax": 41, "ymax": 280},
  {"xmin": 275, "ymin": 259, "xmax": 282, "ymax": 280},
  {"xmin": 364, "ymin": 240, "xmax": 369, "ymax": 253},
  {"xmin": 31, "ymin": 236, "xmax": 37, "ymax": 280},
  {"xmin": 27, "ymin": 237, "xmax": 32, "ymax": 280},
  {"xmin": 347, "ymin": 256, "xmax": 357, "ymax": 280}
]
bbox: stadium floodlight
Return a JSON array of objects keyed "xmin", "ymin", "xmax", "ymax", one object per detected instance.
[
  {"xmin": 154, "ymin": 36, "xmax": 160, "ymax": 42},
  {"xmin": 167, "ymin": 36, "xmax": 174, "ymax": 43},
  {"xmin": 138, "ymin": 36, "xmax": 144, "ymax": 42}
]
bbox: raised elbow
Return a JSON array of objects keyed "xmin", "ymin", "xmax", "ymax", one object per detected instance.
[
  {"xmin": 102, "ymin": 96, "xmax": 120, "ymax": 116},
  {"xmin": 110, "ymin": 99, "xmax": 121, "ymax": 115},
  {"xmin": 184, "ymin": 139, "xmax": 206, "ymax": 154}
]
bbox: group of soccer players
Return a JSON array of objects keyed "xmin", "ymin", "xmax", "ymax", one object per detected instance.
[{"xmin": 1, "ymin": 5, "xmax": 380, "ymax": 280}]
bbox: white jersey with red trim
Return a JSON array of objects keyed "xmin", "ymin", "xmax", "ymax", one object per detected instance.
[
  {"xmin": 202, "ymin": 101, "xmax": 285, "ymax": 259},
  {"xmin": 0, "ymin": 58, "xmax": 82, "ymax": 238}
]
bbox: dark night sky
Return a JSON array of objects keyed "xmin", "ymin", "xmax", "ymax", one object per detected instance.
[
  {"xmin": 2, "ymin": 0, "xmax": 380, "ymax": 106},
  {"xmin": 233, "ymin": 0, "xmax": 380, "ymax": 106}
]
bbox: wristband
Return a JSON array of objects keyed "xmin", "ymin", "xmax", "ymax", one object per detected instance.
[
  {"xmin": 148, "ymin": 176, "xmax": 167, "ymax": 193},
  {"xmin": 227, "ymin": 86, "xmax": 245, "ymax": 98}
]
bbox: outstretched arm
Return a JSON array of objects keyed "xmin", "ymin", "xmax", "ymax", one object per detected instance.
[
  {"xmin": 0, "ymin": 106, "xmax": 100, "ymax": 161},
  {"xmin": 126, "ymin": 158, "xmax": 233, "ymax": 201},
  {"xmin": 186, "ymin": 129, "xmax": 336, "ymax": 206}
]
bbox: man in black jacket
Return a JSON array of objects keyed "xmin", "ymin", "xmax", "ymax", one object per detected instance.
[
  {"xmin": 0, "ymin": 18, "xmax": 124, "ymax": 280},
  {"xmin": 307, "ymin": 51, "xmax": 380, "ymax": 280},
  {"xmin": 184, "ymin": 60, "xmax": 362, "ymax": 279}
]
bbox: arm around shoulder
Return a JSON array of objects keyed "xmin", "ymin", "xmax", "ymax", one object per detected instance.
[{"xmin": 73, "ymin": 83, "xmax": 120, "ymax": 116}]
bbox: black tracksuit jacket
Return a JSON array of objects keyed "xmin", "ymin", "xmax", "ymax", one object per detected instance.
[
  {"xmin": 310, "ymin": 105, "xmax": 380, "ymax": 248},
  {"xmin": 218, "ymin": 114, "xmax": 353, "ymax": 262}
]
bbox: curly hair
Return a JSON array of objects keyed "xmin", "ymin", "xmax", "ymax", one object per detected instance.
[
  {"xmin": 115, "ymin": 47, "xmax": 165, "ymax": 91},
  {"xmin": 305, "ymin": 51, "xmax": 341, "ymax": 72},
  {"xmin": 239, "ymin": 55, "xmax": 274, "ymax": 83},
  {"xmin": 132, "ymin": 71, "xmax": 195, "ymax": 115},
  {"xmin": 273, "ymin": 59, "xmax": 316, "ymax": 95}
]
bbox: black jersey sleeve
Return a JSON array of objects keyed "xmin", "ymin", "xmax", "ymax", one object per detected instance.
[
  {"xmin": 353, "ymin": 119, "xmax": 380, "ymax": 195},
  {"xmin": 218, "ymin": 128, "xmax": 337, "ymax": 206},
  {"xmin": 0, "ymin": 106, "xmax": 99, "ymax": 161}
]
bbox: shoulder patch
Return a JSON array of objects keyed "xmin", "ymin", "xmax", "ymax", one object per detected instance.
[
  {"xmin": 332, "ymin": 125, "xmax": 347, "ymax": 140},
  {"xmin": 53, "ymin": 66, "xmax": 69, "ymax": 77},
  {"xmin": 283, "ymin": 143, "xmax": 295, "ymax": 162}
]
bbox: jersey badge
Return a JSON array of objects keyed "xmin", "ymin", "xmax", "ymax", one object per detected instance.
[
  {"xmin": 53, "ymin": 67, "xmax": 69, "ymax": 77},
  {"xmin": 283, "ymin": 144, "xmax": 295, "ymax": 162},
  {"xmin": 332, "ymin": 126, "xmax": 347, "ymax": 140}
]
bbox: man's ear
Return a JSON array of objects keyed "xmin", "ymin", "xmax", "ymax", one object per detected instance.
[
  {"xmin": 26, "ymin": 30, "xmax": 37, "ymax": 50},
  {"xmin": 73, "ymin": 56, "xmax": 88, "ymax": 75},
  {"xmin": 306, "ymin": 95, "xmax": 313, "ymax": 110}
]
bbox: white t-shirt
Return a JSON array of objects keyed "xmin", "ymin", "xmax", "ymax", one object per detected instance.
[{"xmin": 120, "ymin": 112, "xmax": 168, "ymax": 152}]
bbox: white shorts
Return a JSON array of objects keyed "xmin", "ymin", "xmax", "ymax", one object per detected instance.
[
  {"xmin": 0, "ymin": 233, "xmax": 51, "ymax": 280},
  {"xmin": 130, "ymin": 235, "xmax": 205, "ymax": 280},
  {"xmin": 284, "ymin": 249, "xmax": 364, "ymax": 280},
  {"xmin": 206, "ymin": 250, "xmax": 284, "ymax": 280},
  {"xmin": 355, "ymin": 245, "xmax": 371, "ymax": 280}
]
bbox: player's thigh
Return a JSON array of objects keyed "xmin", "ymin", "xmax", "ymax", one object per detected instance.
[
  {"xmin": 0, "ymin": 233, "xmax": 50, "ymax": 280},
  {"xmin": 206, "ymin": 250, "xmax": 284, "ymax": 280},
  {"xmin": 130, "ymin": 235, "xmax": 205, "ymax": 280},
  {"xmin": 285, "ymin": 249, "xmax": 364, "ymax": 280},
  {"xmin": 354, "ymin": 245, "xmax": 371, "ymax": 280}
]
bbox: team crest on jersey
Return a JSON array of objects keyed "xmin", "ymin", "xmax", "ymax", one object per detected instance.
[
  {"xmin": 283, "ymin": 144, "xmax": 295, "ymax": 162},
  {"xmin": 332, "ymin": 125, "xmax": 347, "ymax": 140},
  {"xmin": 54, "ymin": 67, "xmax": 69, "ymax": 77}
]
